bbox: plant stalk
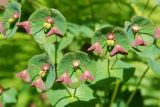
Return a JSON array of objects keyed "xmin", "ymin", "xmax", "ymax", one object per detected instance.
[
  {"xmin": 107, "ymin": 59, "xmax": 111, "ymax": 77},
  {"xmin": 73, "ymin": 89, "xmax": 77, "ymax": 97},
  {"xmin": 109, "ymin": 79, "xmax": 121, "ymax": 107},
  {"xmin": 148, "ymin": 5, "xmax": 158, "ymax": 17},
  {"xmin": 64, "ymin": 86, "xmax": 72, "ymax": 97},
  {"xmin": 127, "ymin": 66, "xmax": 150, "ymax": 105},
  {"xmin": 55, "ymin": 36, "xmax": 58, "ymax": 78}
]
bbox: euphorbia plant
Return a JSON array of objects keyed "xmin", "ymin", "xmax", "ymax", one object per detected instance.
[{"xmin": 0, "ymin": 1, "xmax": 160, "ymax": 107}]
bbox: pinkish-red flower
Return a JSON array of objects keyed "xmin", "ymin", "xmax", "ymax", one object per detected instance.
[
  {"xmin": 154, "ymin": 28, "xmax": 160, "ymax": 39},
  {"xmin": 110, "ymin": 44, "xmax": 128, "ymax": 56},
  {"xmin": 131, "ymin": 24, "xmax": 140, "ymax": 32},
  {"xmin": 88, "ymin": 42, "xmax": 103, "ymax": 54},
  {"xmin": 31, "ymin": 78, "xmax": 46, "ymax": 91},
  {"xmin": 16, "ymin": 69, "xmax": 31, "ymax": 82},
  {"xmin": 12, "ymin": 13, "xmax": 20, "ymax": 19},
  {"xmin": 132, "ymin": 35, "xmax": 146, "ymax": 47},
  {"xmin": 80, "ymin": 70, "xmax": 94, "ymax": 81},
  {"xmin": 107, "ymin": 32, "xmax": 115, "ymax": 40},
  {"xmin": 0, "ymin": 22, "xmax": 6, "ymax": 36},
  {"xmin": 47, "ymin": 26, "xmax": 63, "ymax": 37},
  {"xmin": 16, "ymin": 21, "xmax": 32, "ymax": 35},
  {"xmin": 42, "ymin": 64, "xmax": 50, "ymax": 71},
  {"xmin": 56, "ymin": 72, "xmax": 72, "ymax": 85},
  {"xmin": 45, "ymin": 16, "xmax": 53, "ymax": 24}
]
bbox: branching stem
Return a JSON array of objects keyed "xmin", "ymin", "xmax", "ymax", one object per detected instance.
[{"xmin": 127, "ymin": 66, "xmax": 150, "ymax": 105}]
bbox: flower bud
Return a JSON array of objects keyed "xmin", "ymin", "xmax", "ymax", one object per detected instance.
[
  {"xmin": 31, "ymin": 78, "xmax": 46, "ymax": 91},
  {"xmin": 107, "ymin": 32, "xmax": 115, "ymax": 40},
  {"xmin": 16, "ymin": 69, "xmax": 31, "ymax": 82},
  {"xmin": 16, "ymin": 21, "xmax": 32, "ymax": 35},
  {"xmin": 12, "ymin": 13, "xmax": 19, "ymax": 19},
  {"xmin": 107, "ymin": 40, "xmax": 115, "ymax": 47},
  {"xmin": 42, "ymin": 64, "xmax": 50, "ymax": 71},
  {"xmin": 72, "ymin": 60, "xmax": 80, "ymax": 69},
  {"xmin": 39, "ymin": 70, "xmax": 46, "ymax": 77},
  {"xmin": 132, "ymin": 35, "xmax": 146, "ymax": 47},
  {"xmin": 45, "ymin": 17, "xmax": 53, "ymax": 24},
  {"xmin": 8, "ymin": 13, "xmax": 19, "ymax": 24},
  {"xmin": 88, "ymin": 42, "xmax": 103, "ymax": 54},
  {"xmin": 43, "ymin": 22, "xmax": 52, "ymax": 29},
  {"xmin": 110, "ymin": 44, "xmax": 128, "ymax": 56},
  {"xmin": 8, "ymin": 18, "xmax": 16, "ymax": 24},
  {"xmin": 47, "ymin": 26, "xmax": 63, "ymax": 38},
  {"xmin": 80, "ymin": 70, "xmax": 94, "ymax": 81},
  {"xmin": 56, "ymin": 72, "xmax": 72, "ymax": 85},
  {"xmin": 131, "ymin": 24, "xmax": 140, "ymax": 33}
]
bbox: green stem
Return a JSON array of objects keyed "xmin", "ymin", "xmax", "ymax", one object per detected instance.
[
  {"xmin": 64, "ymin": 86, "xmax": 72, "ymax": 97},
  {"xmin": 110, "ymin": 60, "xmax": 117, "ymax": 70},
  {"xmin": 107, "ymin": 59, "xmax": 110, "ymax": 77},
  {"xmin": 148, "ymin": 5, "xmax": 158, "ymax": 17},
  {"xmin": 110, "ymin": 79, "xmax": 121, "ymax": 107},
  {"xmin": 55, "ymin": 37, "xmax": 58, "ymax": 78},
  {"xmin": 127, "ymin": 66, "xmax": 150, "ymax": 105},
  {"xmin": 142, "ymin": 0, "xmax": 150, "ymax": 15},
  {"xmin": 73, "ymin": 89, "xmax": 77, "ymax": 97}
]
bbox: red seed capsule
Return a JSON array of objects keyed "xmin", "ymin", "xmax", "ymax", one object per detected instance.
[
  {"xmin": 110, "ymin": 44, "xmax": 128, "ymax": 56},
  {"xmin": 88, "ymin": 42, "xmax": 103, "ymax": 54},
  {"xmin": 31, "ymin": 78, "xmax": 46, "ymax": 91},
  {"xmin": 132, "ymin": 35, "xmax": 146, "ymax": 47},
  {"xmin": 16, "ymin": 21, "xmax": 32, "ymax": 35},
  {"xmin": 56, "ymin": 72, "xmax": 72, "ymax": 85},
  {"xmin": 16, "ymin": 69, "xmax": 31, "ymax": 83},
  {"xmin": 80, "ymin": 70, "xmax": 94, "ymax": 81}
]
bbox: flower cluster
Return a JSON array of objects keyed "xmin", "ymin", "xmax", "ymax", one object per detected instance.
[
  {"xmin": 88, "ymin": 32, "xmax": 128, "ymax": 56},
  {"xmin": 16, "ymin": 16, "xmax": 63, "ymax": 37},
  {"xmin": 16, "ymin": 64, "xmax": 50, "ymax": 91},
  {"xmin": 56, "ymin": 60, "xmax": 94, "ymax": 85}
]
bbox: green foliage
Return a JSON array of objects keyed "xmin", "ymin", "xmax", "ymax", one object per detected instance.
[
  {"xmin": 0, "ymin": 0, "xmax": 160, "ymax": 107},
  {"xmin": 2, "ymin": 1, "xmax": 21, "ymax": 38}
]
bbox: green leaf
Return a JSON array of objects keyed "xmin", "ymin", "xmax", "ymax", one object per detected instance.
[
  {"xmin": 156, "ymin": 0, "xmax": 160, "ymax": 5},
  {"xmin": 57, "ymin": 51, "xmax": 96, "ymax": 83},
  {"xmin": 42, "ymin": 42, "xmax": 63, "ymax": 65},
  {"xmin": 47, "ymin": 87, "xmax": 72, "ymax": 107},
  {"xmin": 131, "ymin": 16, "xmax": 153, "ymax": 27},
  {"xmin": 148, "ymin": 59, "xmax": 160, "ymax": 75},
  {"xmin": 47, "ymin": 84, "xmax": 94, "ymax": 107},
  {"xmin": 28, "ymin": 54, "xmax": 55, "ymax": 90},
  {"xmin": 75, "ymin": 84, "xmax": 95, "ymax": 101},
  {"xmin": 50, "ymin": 8, "xmax": 67, "ymax": 35},
  {"xmin": 92, "ymin": 26, "xmax": 130, "ymax": 54},
  {"xmin": 29, "ymin": 8, "xmax": 67, "ymax": 44},
  {"xmin": 80, "ymin": 25, "xmax": 94, "ymax": 38},
  {"xmin": 2, "ymin": 1, "xmax": 21, "ymax": 38},
  {"xmin": 93, "ymin": 60, "xmax": 135, "ymax": 83},
  {"xmin": 135, "ymin": 45, "xmax": 160, "ymax": 59},
  {"xmin": 58, "ymin": 32, "xmax": 74, "ymax": 50},
  {"xmin": 67, "ymin": 22, "xmax": 80, "ymax": 36},
  {"xmin": 2, "ymin": 88, "xmax": 17, "ymax": 105},
  {"xmin": 124, "ymin": 16, "xmax": 155, "ymax": 49}
]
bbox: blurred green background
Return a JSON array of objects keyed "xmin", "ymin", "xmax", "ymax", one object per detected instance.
[{"xmin": 0, "ymin": 0, "xmax": 160, "ymax": 107}]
